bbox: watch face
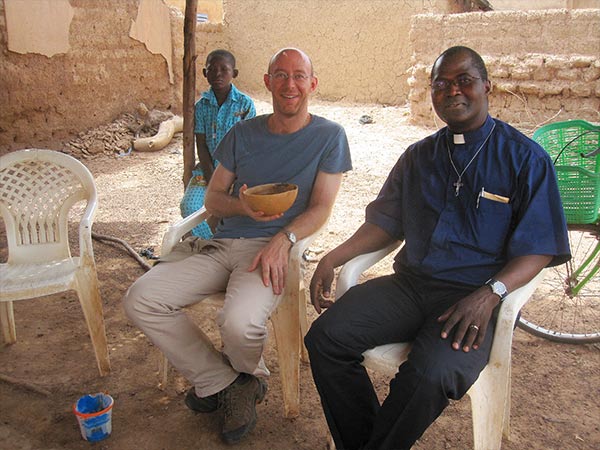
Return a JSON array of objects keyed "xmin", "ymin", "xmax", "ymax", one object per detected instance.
[
  {"xmin": 286, "ymin": 231, "xmax": 296, "ymax": 244},
  {"xmin": 489, "ymin": 280, "xmax": 507, "ymax": 298}
]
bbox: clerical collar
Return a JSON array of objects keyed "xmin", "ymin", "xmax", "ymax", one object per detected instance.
[{"xmin": 447, "ymin": 116, "xmax": 495, "ymax": 146}]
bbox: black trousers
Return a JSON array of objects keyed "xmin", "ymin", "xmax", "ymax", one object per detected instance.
[{"xmin": 304, "ymin": 269, "xmax": 496, "ymax": 450}]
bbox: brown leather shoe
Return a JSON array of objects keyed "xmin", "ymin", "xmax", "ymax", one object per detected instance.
[
  {"xmin": 184, "ymin": 387, "xmax": 219, "ymax": 413},
  {"xmin": 220, "ymin": 374, "xmax": 267, "ymax": 444}
]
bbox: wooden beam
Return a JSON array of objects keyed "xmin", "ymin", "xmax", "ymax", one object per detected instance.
[{"xmin": 183, "ymin": 0, "xmax": 198, "ymax": 186}]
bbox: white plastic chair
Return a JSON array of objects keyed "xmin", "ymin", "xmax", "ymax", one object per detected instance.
[
  {"xmin": 0, "ymin": 149, "xmax": 110, "ymax": 376},
  {"xmin": 158, "ymin": 206, "xmax": 322, "ymax": 418},
  {"xmin": 332, "ymin": 242, "xmax": 546, "ymax": 450}
]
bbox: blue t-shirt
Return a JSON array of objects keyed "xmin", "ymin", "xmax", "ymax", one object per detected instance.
[
  {"xmin": 213, "ymin": 114, "xmax": 353, "ymax": 238},
  {"xmin": 366, "ymin": 115, "xmax": 570, "ymax": 286},
  {"xmin": 194, "ymin": 83, "xmax": 256, "ymax": 156}
]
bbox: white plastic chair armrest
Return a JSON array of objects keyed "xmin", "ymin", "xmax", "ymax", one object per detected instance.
[
  {"xmin": 161, "ymin": 207, "xmax": 327, "ymax": 259},
  {"xmin": 488, "ymin": 269, "xmax": 547, "ymax": 364},
  {"xmin": 78, "ymin": 196, "xmax": 97, "ymax": 261},
  {"xmin": 293, "ymin": 221, "xmax": 327, "ymax": 261},
  {"xmin": 79, "ymin": 223, "xmax": 95, "ymax": 262},
  {"xmin": 335, "ymin": 242, "xmax": 402, "ymax": 299},
  {"xmin": 161, "ymin": 207, "xmax": 211, "ymax": 256},
  {"xmin": 495, "ymin": 269, "xmax": 546, "ymax": 327},
  {"xmin": 282, "ymin": 227, "xmax": 324, "ymax": 298}
]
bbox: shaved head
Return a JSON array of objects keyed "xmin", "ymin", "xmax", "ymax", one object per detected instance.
[{"xmin": 268, "ymin": 48, "xmax": 314, "ymax": 75}]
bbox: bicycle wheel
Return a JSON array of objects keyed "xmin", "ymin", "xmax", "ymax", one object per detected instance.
[{"xmin": 517, "ymin": 226, "xmax": 600, "ymax": 343}]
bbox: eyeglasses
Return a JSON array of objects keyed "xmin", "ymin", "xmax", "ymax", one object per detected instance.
[
  {"xmin": 431, "ymin": 75, "xmax": 481, "ymax": 92},
  {"xmin": 268, "ymin": 72, "xmax": 311, "ymax": 83}
]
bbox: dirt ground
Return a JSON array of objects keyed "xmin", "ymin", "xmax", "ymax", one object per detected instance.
[{"xmin": 1, "ymin": 98, "xmax": 599, "ymax": 450}]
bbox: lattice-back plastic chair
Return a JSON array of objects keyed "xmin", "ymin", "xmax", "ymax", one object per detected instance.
[
  {"xmin": 533, "ymin": 120, "xmax": 600, "ymax": 224},
  {"xmin": 157, "ymin": 206, "xmax": 324, "ymax": 418},
  {"xmin": 0, "ymin": 149, "xmax": 110, "ymax": 376},
  {"xmin": 328, "ymin": 243, "xmax": 546, "ymax": 450}
]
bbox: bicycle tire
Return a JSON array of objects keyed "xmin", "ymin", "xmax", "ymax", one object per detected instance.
[{"xmin": 517, "ymin": 226, "xmax": 600, "ymax": 344}]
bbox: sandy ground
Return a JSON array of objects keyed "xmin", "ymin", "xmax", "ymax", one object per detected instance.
[{"xmin": 1, "ymin": 97, "xmax": 599, "ymax": 450}]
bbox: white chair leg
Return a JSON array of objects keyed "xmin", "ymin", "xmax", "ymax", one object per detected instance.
[
  {"xmin": 75, "ymin": 271, "xmax": 111, "ymax": 376},
  {"xmin": 468, "ymin": 364, "xmax": 509, "ymax": 450},
  {"xmin": 271, "ymin": 289, "xmax": 301, "ymax": 418},
  {"xmin": 503, "ymin": 365, "xmax": 512, "ymax": 441},
  {"xmin": 158, "ymin": 353, "xmax": 169, "ymax": 390},
  {"xmin": 326, "ymin": 432, "xmax": 336, "ymax": 450},
  {"xmin": 299, "ymin": 282, "xmax": 309, "ymax": 363},
  {"xmin": 0, "ymin": 301, "xmax": 16, "ymax": 344}
]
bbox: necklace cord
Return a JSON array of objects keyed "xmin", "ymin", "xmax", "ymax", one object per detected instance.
[{"xmin": 447, "ymin": 122, "xmax": 496, "ymax": 196}]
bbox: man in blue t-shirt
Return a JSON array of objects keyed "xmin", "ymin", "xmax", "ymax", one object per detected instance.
[
  {"xmin": 305, "ymin": 46, "xmax": 570, "ymax": 450},
  {"xmin": 124, "ymin": 48, "xmax": 352, "ymax": 444}
]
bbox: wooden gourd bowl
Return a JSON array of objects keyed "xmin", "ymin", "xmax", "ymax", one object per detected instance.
[{"xmin": 242, "ymin": 183, "xmax": 298, "ymax": 215}]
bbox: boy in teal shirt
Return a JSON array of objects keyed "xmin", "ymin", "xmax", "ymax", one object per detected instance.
[{"xmin": 181, "ymin": 49, "xmax": 256, "ymax": 237}]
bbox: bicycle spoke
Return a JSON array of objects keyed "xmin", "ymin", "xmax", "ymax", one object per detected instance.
[{"xmin": 518, "ymin": 228, "xmax": 600, "ymax": 344}]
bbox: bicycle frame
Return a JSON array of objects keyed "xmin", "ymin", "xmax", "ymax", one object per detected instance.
[{"xmin": 567, "ymin": 223, "xmax": 600, "ymax": 297}]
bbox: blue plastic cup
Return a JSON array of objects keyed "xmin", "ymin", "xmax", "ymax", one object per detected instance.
[{"xmin": 73, "ymin": 393, "xmax": 114, "ymax": 442}]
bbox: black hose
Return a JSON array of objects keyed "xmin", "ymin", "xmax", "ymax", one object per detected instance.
[{"xmin": 91, "ymin": 232, "xmax": 152, "ymax": 271}]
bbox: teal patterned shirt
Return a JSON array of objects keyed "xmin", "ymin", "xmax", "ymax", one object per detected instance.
[{"xmin": 194, "ymin": 83, "xmax": 256, "ymax": 155}]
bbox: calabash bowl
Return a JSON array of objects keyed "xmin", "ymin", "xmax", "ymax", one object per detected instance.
[{"xmin": 242, "ymin": 183, "xmax": 298, "ymax": 215}]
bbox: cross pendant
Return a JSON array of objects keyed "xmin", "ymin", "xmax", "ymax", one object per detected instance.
[{"xmin": 453, "ymin": 179, "xmax": 463, "ymax": 196}]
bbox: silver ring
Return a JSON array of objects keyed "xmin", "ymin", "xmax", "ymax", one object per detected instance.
[{"xmin": 469, "ymin": 324, "xmax": 480, "ymax": 331}]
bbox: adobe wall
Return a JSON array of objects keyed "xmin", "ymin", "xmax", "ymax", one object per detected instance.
[
  {"xmin": 1, "ymin": 2, "xmax": 598, "ymax": 153},
  {"xmin": 1, "ymin": 0, "xmax": 451, "ymax": 153},
  {"xmin": 493, "ymin": 0, "xmax": 600, "ymax": 9},
  {"xmin": 0, "ymin": 0, "xmax": 185, "ymax": 153},
  {"xmin": 408, "ymin": 9, "xmax": 600, "ymax": 128},
  {"xmin": 196, "ymin": 0, "xmax": 451, "ymax": 104},
  {"xmin": 197, "ymin": 3, "xmax": 599, "ymax": 128}
]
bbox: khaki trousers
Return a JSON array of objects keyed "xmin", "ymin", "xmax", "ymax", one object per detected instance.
[{"xmin": 123, "ymin": 238, "xmax": 279, "ymax": 397}]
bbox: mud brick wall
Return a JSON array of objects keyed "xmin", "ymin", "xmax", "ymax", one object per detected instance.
[
  {"xmin": 0, "ymin": 0, "xmax": 184, "ymax": 153},
  {"xmin": 1, "ymin": 0, "xmax": 451, "ymax": 153},
  {"xmin": 1, "ymin": 2, "xmax": 598, "ymax": 154},
  {"xmin": 198, "ymin": 0, "xmax": 451, "ymax": 105},
  {"xmin": 408, "ymin": 9, "xmax": 600, "ymax": 129}
]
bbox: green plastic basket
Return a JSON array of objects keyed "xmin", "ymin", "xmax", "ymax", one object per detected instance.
[{"xmin": 533, "ymin": 120, "xmax": 600, "ymax": 224}]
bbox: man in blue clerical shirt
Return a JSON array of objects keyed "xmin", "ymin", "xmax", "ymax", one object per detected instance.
[{"xmin": 305, "ymin": 46, "xmax": 571, "ymax": 450}]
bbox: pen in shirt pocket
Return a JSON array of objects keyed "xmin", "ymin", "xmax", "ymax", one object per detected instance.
[{"xmin": 477, "ymin": 187, "xmax": 510, "ymax": 208}]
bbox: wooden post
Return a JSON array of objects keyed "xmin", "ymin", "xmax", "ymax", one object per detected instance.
[{"xmin": 182, "ymin": 0, "xmax": 198, "ymax": 187}]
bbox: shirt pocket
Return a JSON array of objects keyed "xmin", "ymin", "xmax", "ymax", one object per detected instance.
[{"xmin": 463, "ymin": 196, "xmax": 513, "ymax": 256}]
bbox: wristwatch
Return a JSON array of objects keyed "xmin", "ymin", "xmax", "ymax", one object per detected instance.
[
  {"xmin": 283, "ymin": 230, "xmax": 297, "ymax": 245},
  {"xmin": 485, "ymin": 278, "xmax": 508, "ymax": 301}
]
